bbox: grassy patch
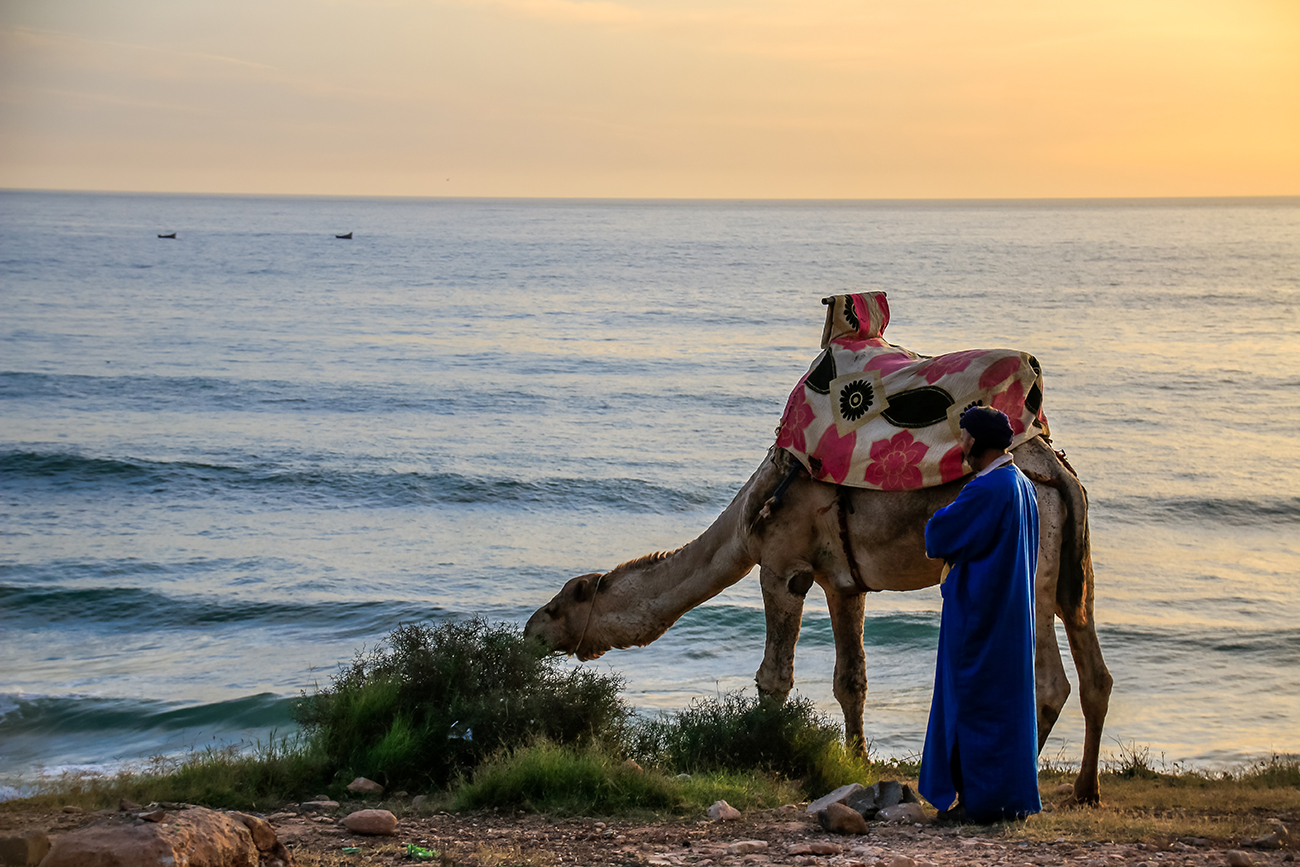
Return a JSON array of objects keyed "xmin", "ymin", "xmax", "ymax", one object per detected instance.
[
  {"xmin": 4, "ymin": 734, "xmax": 329, "ymax": 812},
  {"xmin": 451, "ymin": 741, "xmax": 680, "ymax": 815},
  {"xmin": 452, "ymin": 741, "xmax": 802, "ymax": 816}
]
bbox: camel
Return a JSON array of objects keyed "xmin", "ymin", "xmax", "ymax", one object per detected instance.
[{"xmin": 525, "ymin": 436, "xmax": 1113, "ymax": 804}]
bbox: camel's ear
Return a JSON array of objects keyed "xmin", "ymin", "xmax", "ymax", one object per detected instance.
[{"xmin": 569, "ymin": 576, "xmax": 593, "ymax": 603}]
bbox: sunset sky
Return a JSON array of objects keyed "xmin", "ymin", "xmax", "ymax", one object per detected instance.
[{"xmin": 1, "ymin": 0, "xmax": 1296, "ymax": 199}]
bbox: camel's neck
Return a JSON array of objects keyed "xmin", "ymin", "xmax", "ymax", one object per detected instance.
[{"xmin": 588, "ymin": 455, "xmax": 782, "ymax": 652}]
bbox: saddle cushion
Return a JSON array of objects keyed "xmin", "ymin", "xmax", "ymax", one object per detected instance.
[{"xmin": 775, "ymin": 292, "xmax": 1049, "ymax": 490}]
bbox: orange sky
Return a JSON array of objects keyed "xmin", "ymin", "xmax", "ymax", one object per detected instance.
[{"xmin": 1, "ymin": 0, "xmax": 1297, "ymax": 198}]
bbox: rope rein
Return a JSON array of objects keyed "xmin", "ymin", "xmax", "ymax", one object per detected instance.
[{"xmin": 573, "ymin": 572, "xmax": 604, "ymax": 657}]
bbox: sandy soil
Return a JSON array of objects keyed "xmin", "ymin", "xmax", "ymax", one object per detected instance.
[{"xmin": 5, "ymin": 803, "xmax": 1295, "ymax": 867}]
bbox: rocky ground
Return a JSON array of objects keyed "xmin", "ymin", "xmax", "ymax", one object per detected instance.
[{"xmin": 4, "ymin": 802, "xmax": 1295, "ymax": 867}]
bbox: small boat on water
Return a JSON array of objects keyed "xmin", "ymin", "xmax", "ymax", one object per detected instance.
[
  {"xmin": 335, "ymin": 232, "xmax": 353, "ymax": 239},
  {"xmin": 158, "ymin": 232, "xmax": 177, "ymax": 239}
]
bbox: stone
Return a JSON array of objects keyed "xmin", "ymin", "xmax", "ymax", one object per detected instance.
[
  {"xmin": 411, "ymin": 795, "xmax": 429, "ymax": 809},
  {"xmin": 231, "ymin": 812, "xmax": 277, "ymax": 851},
  {"xmin": 1250, "ymin": 833, "xmax": 1283, "ymax": 850},
  {"xmin": 118, "ymin": 799, "xmax": 142, "ymax": 812},
  {"xmin": 346, "ymin": 776, "xmax": 384, "ymax": 795},
  {"xmin": 342, "ymin": 809, "xmax": 398, "ymax": 836},
  {"xmin": 0, "ymin": 831, "xmax": 50, "ymax": 867},
  {"xmin": 138, "ymin": 809, "xmax": 167, "ymax": 823},
  {"xmin": 1054, "ymin": 783, "xmax": 1075, "ymax": 796},
  {"xmin": 889, "ymin": 856, "xmax": 917, "ymax": 867},
  {"xmin": 876, "ymin": 803, "xmax": 928, "ymax": 825},
  {"xmin": 807, "ymin": 783, "xmax": 865, "ymax": 814},
  {"xmin": 707, "ymin": 800, "xmax": 742, "ymax": 821},
  {"xmin": 819, "ymin": 802, "xmax": 870, "ymax": 835},
  {"xmin": 788, "ymin": 841, "xmax": 842, "ymax": 855},
  {"xmin": 40, "ymin": 806, "xmax": 267, "ymax": 867},
  {"xmin": 1227, "ymin": 851, "xmax": 1254, "ymax": 867},
  {"xmin": 299, "ymin": 799, "xmax": 339, "ymax": 811},
  {"xmin": 876, "ymin": 780, "xmax": 904, "ymax": 810},
  {"xmin": 726, "ymin": 840, "xmax": 768, "ymax": 855}
]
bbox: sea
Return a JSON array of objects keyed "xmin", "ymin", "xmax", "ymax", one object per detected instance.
[{"xmin": 1, "ymin": 191, "xmax": 1297, "ymax": 794}]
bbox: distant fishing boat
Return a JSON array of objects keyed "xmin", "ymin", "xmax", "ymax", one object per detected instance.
[
  {"xmin": 335, "ymin": 232, "xmax": 352, "ymax": 239},
  {"xmin": 158, "ymin": 232, "xmax": 177, "ymax": 239}
]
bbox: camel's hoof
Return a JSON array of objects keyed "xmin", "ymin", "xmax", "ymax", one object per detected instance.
[{"xmin": 1056, "ymin": 791, "xmax": 1101, "ymax": 809}]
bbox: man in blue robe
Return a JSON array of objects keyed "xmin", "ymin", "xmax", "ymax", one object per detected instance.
[{"xmin": 920, "ymin": 406, "xmax": 1042, "ymax": 823}]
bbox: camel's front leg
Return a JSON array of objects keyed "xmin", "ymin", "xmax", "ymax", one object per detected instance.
[
  {"xmin": 755, "ymin": 565, "xmax": 810, "ymax": 703},
  {"xmin": 825, "ymin": 588, "xmax": 868, "ymax": 754}
]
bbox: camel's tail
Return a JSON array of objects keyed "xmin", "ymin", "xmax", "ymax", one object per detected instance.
[{"xmin": 1023, "ymin": 446, "xmax": 1092, "ymax": 618}]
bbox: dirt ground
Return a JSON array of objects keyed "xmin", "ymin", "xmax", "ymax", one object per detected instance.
[{"xmin": 5, "ymin": 802, "xmax": 1295, "ymax": 867}]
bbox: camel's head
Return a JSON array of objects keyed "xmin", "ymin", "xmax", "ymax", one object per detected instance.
[{"xmin": 524, "ymin": 572, "xmax": 608, "ymax": 660}]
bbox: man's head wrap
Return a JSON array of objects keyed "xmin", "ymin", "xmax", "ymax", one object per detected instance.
[{"xmin": 960, "ymin": 406, "xmax": 1014, "ymax": 453}]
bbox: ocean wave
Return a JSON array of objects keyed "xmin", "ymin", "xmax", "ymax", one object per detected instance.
[
  {"xmin": 1099, "ymin": 494, "xmax": 1300, "ymax": 525},
  {"xmin": 0, "ymin": 583, "xmax": 444, "ymax": 635},
  {"xmin": 0, "ymin": 449, "xmax": 723, "ymax": 512},
  {"xmin": 0, "ymin": 693, "xmax": 295, "ymax": 738},
  {"xmin": 670, "ymin": 605, "xmax": 940, "ymax": 650}
]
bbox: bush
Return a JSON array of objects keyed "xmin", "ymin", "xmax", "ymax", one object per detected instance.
[
  {"xmin": 627, "ymin": 691, "xmax": 872, "ymax": 796},
  {"xmin": 293, "ymin": 618, "xmax": 629, "ymax": 790}
]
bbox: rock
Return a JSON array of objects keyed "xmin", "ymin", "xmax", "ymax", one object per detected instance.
[
  {"xmin": 231, "ymin": 812, "xmax": 277, "ymax": 851},
  {"xmin": 788, "ymin": 841, "xmax": 842, "ymax": 855},
  {"xmin": 411, "ymin": 795, "xmax": 429, "ymax": 809},
  {"xmin": 1226, "ymin": 851, "xmax": 1254, "ymax": 867},
  {"xmin": 1250, "ymin": 833, "xmax": 1283, "ymax": 850},
  {"xmin": 1177, "ymin": 836, "xmax": 1208, "ymax": 847},
  {"xmin": 707, "ymin": 800, "xmax": 741, "ymax": 821},
  {"xmin": 622, "ymin": 759, "xmax": 643, "ymax": 772},
  {"xmin": 59, "ymin": 806, "xmax": 81, "ymax": 814},
  {"xmin": 876, "ymin": 780, "xmax": 904, "ymax": 810},
  {"xmin": 118, "ymin": 799, "xmax": 142, "ymax": 812},
  {"xmin": 299, "ymin": 799, "xmax": 339, "ymax": 811},
  {"xmin": 342, "ymin": 809, "xmax": 398, "ymax": 836},
  {"xmin": 889, "ymin": 856, "xmax": 917, "ymax": 867},
  {"xmin": 1054, "ymin": 783, "xmax": 1075, "ymax": 796},
  {"xmin": 819, "ymin": 802, "xmax": 870, "ymax": 835},
  {"xmin": 0, "ymin": 830, "xmax": 50, "ymax": 867},
  {"xmin": 877, "ymin": 803, "xmax": 928, "ymax": 825},
  {"xmin": 138, "ymin": 809, "xmax": 167, "ymax": 823},
  {"xmin": 346, "ymin": 776, "xmax": 384, "ymax": 795},
  {"xmin": 676, "ymin": 773, "xmax": 692, "ymax": 781},
  {"xmin": 726, "ymin": 840, "xmax": 769, "ymax": 855},
  {"xmin": 40, "ymin": 806, "xmax": 271, "ymax": 867},
  {"xmin": 807, "ymin": 783, "xmax": 865, "ymax": 814},
  {"xmin": 846, "ymin": 785, "xmax": 878, "ymax": 816}
]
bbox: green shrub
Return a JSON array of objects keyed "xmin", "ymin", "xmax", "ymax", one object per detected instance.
[
  {"xmin": 293, "ymin": 618, "xmax": 629, "ymax": 790},
  {"xmin": 627, "ymin": 691, "xmax": 872, "ymax": 796}
]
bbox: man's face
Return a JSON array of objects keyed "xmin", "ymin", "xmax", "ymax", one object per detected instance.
[{"xmin": 959, "ymin": 429, "xmax": 976, "ymax": 459}]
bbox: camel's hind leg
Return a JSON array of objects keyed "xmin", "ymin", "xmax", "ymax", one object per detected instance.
[
  {"xmin": 825, "ymin": 587, "xmax": 868, "ymax": 754},
  {"xmin": 1033, "ymin": 489, "xmax": 1072, "ymax": 749},
  {"xmin": 1060, "ymin": 601, "xmax": 1112, "ymax": 804},
  {"xmin": 755, "ymin": 565, "xmax": 810, "ymax": 703}
]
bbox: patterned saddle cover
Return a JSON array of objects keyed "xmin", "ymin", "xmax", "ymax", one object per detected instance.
[{"xmin": 775, "ymin": 292, "xmax": 1049, "ymax": 490}]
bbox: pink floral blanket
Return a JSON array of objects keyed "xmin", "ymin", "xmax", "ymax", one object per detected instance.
[{"xmin": 775, "ymin": 292, "xmax": 1049, "ymax": 490}]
